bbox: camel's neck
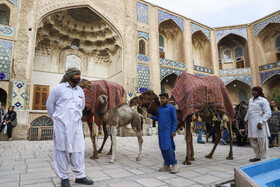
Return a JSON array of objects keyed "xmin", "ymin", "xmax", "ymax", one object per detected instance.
[{"xmin": 98, "ymin": 102, "xmax": 109, "ymax": 121}]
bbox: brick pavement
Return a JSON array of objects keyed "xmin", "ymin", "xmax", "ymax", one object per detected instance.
[{"xmin": 0, "ymin": 135, "xmax": 279, "ymax": 187}]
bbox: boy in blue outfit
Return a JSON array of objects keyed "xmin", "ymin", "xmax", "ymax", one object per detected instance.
[{"xmin": 148, "ymin": 93, "xmax": 178, "ymax": 174}]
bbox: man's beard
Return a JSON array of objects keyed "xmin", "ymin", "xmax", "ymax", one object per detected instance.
[{"xmin": 70, "ymin": 76, "xmax": 81, "ymax": 85}]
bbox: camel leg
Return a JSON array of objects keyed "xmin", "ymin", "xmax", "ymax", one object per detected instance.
[
  {"xmin": 98, "ymin": 122, "xmax": 112, "ymax": 155},
  {"xmin": 183, "ymin": 116, "xmax": 192, "ymax": 165},
  {"xmin": 109, "ymin": 126, "xmax": 117, "ymax": 163},
  {"xmin": 205, "ymin": 122, "xmax": 221, "ymax": 158},
  {"xmin": 227, "ymin": 122, "xmax": 233, "ymax": 160},
  {"xmin": 135, "ymin": 131, "xmax": 143, "ymax": 161},
  {"xmin": 88, "ymin": 121, "xmax": 99, "ymax": 159},
  {"xmin": 190, "ymin": 129, "xmax": 195, "ymax": 161}
]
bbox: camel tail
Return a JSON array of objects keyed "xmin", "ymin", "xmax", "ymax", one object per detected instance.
[{"xmin": 140, "ymin": 114, "xmax": 144, "ymax": 130}]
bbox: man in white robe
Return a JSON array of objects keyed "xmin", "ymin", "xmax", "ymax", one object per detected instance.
[
  {"xmin": 244, "ymin": 86, "xmax": 271, "ymax": 162},
  {"xmin": 47, "ymin": 68, "xmax": 93, "ymax": 187}
]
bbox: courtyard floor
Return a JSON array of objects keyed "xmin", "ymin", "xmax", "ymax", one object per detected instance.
[{"xmin": 0, "ymin": 134, "xmax": 279, "ymax": 187}]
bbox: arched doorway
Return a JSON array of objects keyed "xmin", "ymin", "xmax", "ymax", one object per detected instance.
[
  {"xmin": 161, "ymin": 74, "xmax": 178, "ymax": 96},
  {"xmin": 0, "ymin": 88, "xmax": 7, "ymax": 109},
  {"xmin": 226, "ymin": 80, "xmax": 252, "ymax": 105},
  {"xmin": 262, "ymin": 74, "xmax": 280, "ymax": 97},
  {"xmin": 218, "ymin": 34, "xmax": 250, "ymax": 70},
  {"xmin": 32, "ymin": 7, "xmax": 123, "ymax": 110},
  {"xmin": 158, "ymin": 19, "xmax": 185, "ymax": 63},
  {"xmin": 29, "ymin": 116, "xmax": 53, "ymax": 141},
  {"xmin": 256, "ymin": 23, "xmax": 280, "ymax": 66},
  {"xmin": 192, "ymin": 31, "xmax": 213, "ymax": 69}
]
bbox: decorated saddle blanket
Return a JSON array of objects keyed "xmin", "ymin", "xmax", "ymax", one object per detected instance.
[
  {"xmin": 83, "ymin": 80, "xmax": 124, "ymax": 126},
  {"xmin": 171, "ymin": 73, "xmax": 235, "ymax": 121}
]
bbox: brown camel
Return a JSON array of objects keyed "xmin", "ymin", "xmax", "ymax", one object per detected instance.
[
  {"xmin": 130, "ymin": 90, "xmax": 234, "ymax": 165},
  {"xmin": 98, "ymin": 94, "xmax": 143, "ymax": 163}
]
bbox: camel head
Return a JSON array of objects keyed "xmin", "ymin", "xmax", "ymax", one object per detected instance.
[
  {"xmin": 98, "ymin": 94, "xmax": 108, "ymax": 105},
  {"xmin": 79, "ymin": 78, "xmax": 92, "ymax": 89},
  {"xmin": 129, "ymin": 96, "xmax": 141, "ymax": 107}
]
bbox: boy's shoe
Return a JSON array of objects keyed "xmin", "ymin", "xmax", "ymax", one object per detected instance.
[
  {"xmin": 159, "ymin": 165, "xmax": 170, "ymax": 172},
  {"xmin": 272, "ymin": 142, "xmax": 279, "ymax": 147},
  {"xmin": 171, "ymin": 164, "xmax": 179, "ymax": 174},
  {"xmin": 249, "ymin": 158, "xmax": 261, "ymax": 162},
  {"xmin": 220, "ymin": 139, "xmax": 227, "ymax": 145}
]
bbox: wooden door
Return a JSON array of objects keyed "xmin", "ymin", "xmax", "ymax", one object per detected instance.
[{"xmin": 32, "ymin": 85, "xmax": 49, "ymax": 110}]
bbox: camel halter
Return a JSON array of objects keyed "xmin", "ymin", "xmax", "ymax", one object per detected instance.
[{"xmin": 138, "ymin": 96, "xmax": 155, "ymax": 111}]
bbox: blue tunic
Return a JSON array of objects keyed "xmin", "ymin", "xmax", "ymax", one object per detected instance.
[{"xmin": 152, "ymin": 103, "xmax": 177, "ymax": 150}]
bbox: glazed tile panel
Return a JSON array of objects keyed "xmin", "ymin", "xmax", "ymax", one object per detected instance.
[
  {"xmin": 0, "ymin": 40, "xmax": 12, "ymax": 81},
  {"xmin": 137, "ymin": 64, "xmax": 150, "ymax": 93},
  {"xmin": 158, "ymin": 10, "xmax": 184, "ymax": 32},
  {"xmin": 11, "ymin": 81, "xmax": 27, "ymax": 110},
  {"xmin": 136, "ymin": 2, "xmax": 148, "ymax": 24}
]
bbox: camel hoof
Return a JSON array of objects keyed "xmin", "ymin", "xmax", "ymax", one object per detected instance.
[
  {"xmin": 107, "ymin": 152, "xmax": 112, "ymax": 155},
  {"xmin": 97, "ymin": 150, "xmax": 102, "ymax": 153},
  {"xmin": 191, "ymin": 157, "xmax": 195, "ymax": 161},
  {"xmin": 136, "ymin": 157, "xmax": 141, "ymax": 161},
  {"xmin": 109, "ymin": 159, "xmax": 115, "ymax": 163},
  {"xmin": 183, "ymin": 160, "xmax": 191, "ymax": 165},
  {"xmin": 90, "ymin": 155, "xmax": 99, "ymax": 160},
  {"xmin": 205, "ymin": 155, "xmax": 212, "ymax": 159},
  {"xmin": 226, "ymin": 157, "xmax": 233, "ymax": 160}
]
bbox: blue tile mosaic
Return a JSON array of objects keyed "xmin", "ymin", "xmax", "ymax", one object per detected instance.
[
  {"xmin": 254, "ymin": 14, "xmax": 280, "ymax": 37},
  {"xmin": 137, "ymin": 31, "xmax": 149, "ymax": 40},
  {"xmin": 160, "ymin": 59, "xmax": 186, "ymax": 69},
  {"xmin": 220, "ymin": 75, "xmax": 253, "ymax": 88},
  {"xmin": 137, "ymin": 64, "xmax": 150, "ymax": 93},
  {"xmin": 11, "ymin": 81, "xmax": 27, "ymax": 110},
  {"xmin": 260, "ymin": 69, "xmax": 280, "ymax": 85},
  {"xmin": 159, "ymin": 48, "xmax": 164, "ymax": 52},
  {"xmin": 0, "ymin": 25, "xmax": 14, "ymax": 36},
  {"xmin": 160, "ymin": 67, "xmax": 184, "ymax": 81},
  {"xmin": 194, "ymin": 65, "xmax": 213, "ymax": 74},
  {"xmin": 127, "ymin": 91, "xmax": 135, "ymax": 104},
  {"xmin": 0, "ymin": 40, "xmax": 12, "ymax": 81},
  {"xmin": 9, "ymin": 0, "xmax": 18, "ymax": 6},
  {"xmin": 216, "ymin": 28, "xmax": 247, "ymax": 42},
  {"xmin": 191, "ymin": 23, "xmax": 211, "ymax": 41},
  {"xmin": 136, "ymin": 2, "xmax": 148, "ymax": 24},
  {"xmin": 158, "ymin": 10, "xmax": 184, "ymax": 32},
  {"xmin": 137, "ymin": 54, "xmax": 149, "ymax": 63},
  {"xmin": 259, "ymin": 61, "xmax": 280, "ymax": 71},
  {"xmin": 194, "ymin": 73, "xmax": 208, "ymax": 77},
  {"xmin": 220, "ymin": 68, "xmax": 251, "ymax": 75},
  {"xmin": 236, "ymin": 57, "xmax": 243, "ymax": 61}
]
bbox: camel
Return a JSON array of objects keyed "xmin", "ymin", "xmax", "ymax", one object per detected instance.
[
  {"xmin": 98, "ymin": 94, "xmax": 144, "ymax": 163},
  {"xmin": 80, "ymin": 78, "xmax": 124, "ymax": 159},
  {"xmin": 130, "ymin": 89, "xmax": 234, "ymax": 165}
]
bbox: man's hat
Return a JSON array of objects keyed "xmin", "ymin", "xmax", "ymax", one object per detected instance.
[{"xmin": 159, "ymin": 93, "xmax": 169, "ymax": 98}]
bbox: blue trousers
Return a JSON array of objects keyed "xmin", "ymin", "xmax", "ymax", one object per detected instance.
[
  {"xmin": 269, "ymin": 134, "xmax": 277, "ymax": 143},
  {"xmin": 222, "ymin": 129, "xmax": 229, "ymax": 141},
  {"xmin": 161, "ymin": 147, "xmax": 177, "ymax": 166},
  {"xmin": 197, "ymin": 128, "xmax": 204, "ymax": 143}
]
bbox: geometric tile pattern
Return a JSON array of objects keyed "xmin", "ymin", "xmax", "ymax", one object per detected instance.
[
  {"xmin": 11, "ymin": 81, "xmax": 27, "ymax": 110},
  {"xmin": 160, "ymin": 58, "xmax": 186, "ymax": 69},
  {"xmin": 0, "ymin": 25, "xmax": 14, "ymax": 36},
  {"xmin": 219, "ymin": 68, "xmax": 252, "ymax": 75},
  {"xmin": 260, "ymin": 69, "xmax": 280, "ymax": 85},
  {"xmin": 191, "ymin": 23, "xmax": 211, "ymax": 41},
  {"xmin": 126, "ymin": 91, "xmax": 135, "ymax": 104},
  {"xmin": 216, "ymin": 27, "xmax": 247, "ymax": 42},
  {"xmin": 137, "ymin": 54, "xmax": 149, "ymax": 63},
  {"xmin": 9, "ymin": 0, "xmax": 18, "ymax": 6},
  {"xmin": 137, "ymin": 31, "xmax": 149, "ymax": 40},
  {"xmin": 0, "ymin": 40, "xmax": 12, "ymax": 81},
  {"xmin": 158, "ymin": 10, "xmax": 184, "ymax": 32},
  {"xmin": 194, "ymin": 73, "xmax": 208, "ymax": 77},
  {"xmin": 160, "ymin": 67, "xmax": 184, "ymax": 81},
  {"xmin": 136, "ymin": 2, "xmax": 148, "ymax": 24},
  {"xmin": 259, "ymin": 61, "xmax": 280, "ymax": 71},
  {"xmin": 235, "ymin": 47, "xmax": 243, "ymax": 58},
  {"xmin": 220, "ymin": 75, "xmax": 253, "ymax": 88},
  {"xmin": 193, "ymin": 65, "xmax": 213, "ymax": 74},
  {"xmin": 254, "ymin": 14, "xmax": 280, "ymax": 37},
  {"xmin": 137, "ymin": 64, "xmax": 150, "ymax": 93}
]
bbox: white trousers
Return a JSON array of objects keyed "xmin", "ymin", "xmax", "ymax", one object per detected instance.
[
  {"xmin": 53, "ymin": 147, "xmax": 86, "ymax": 179},
  {"xmin": 249, "ymin": 137, "xmax": 269, "ymax": 159}
]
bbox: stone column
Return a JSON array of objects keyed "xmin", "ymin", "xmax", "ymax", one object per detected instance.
[
  {"xmin": 149, "ymin": 6, "xmax": 160, "ymax": 94},
  {"xmin": 246, "ymin": 26, "xmax": 259, "ymax": 86},
  {"xmin": 211, "ymin": 30, "xmax": 220, "ymax": 76},
  {"xmin": 184, "ymin": 19, "xmax": 193, "ymax": 74}
]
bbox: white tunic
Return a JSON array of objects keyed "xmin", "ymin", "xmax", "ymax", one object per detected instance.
[
  {"xmin": 46, "ymin": 82, "xmax": 85, "ymax": 153},
  {"xmin": 244, "ymin": 96, "xmax": 271, "ymax": 138}
]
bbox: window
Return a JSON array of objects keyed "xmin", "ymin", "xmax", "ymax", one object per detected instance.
[
  {"xmin": 139, "ymin": 39, "xmax": 145, "ymax": 55},
  {"xmin": 219, "ymin": 62, "xmax": 222, "ymax": 70},
  {"xmin": 0, "ymin": 4, "xmax": 10, "ymax": 25},
  {"xmin": 159, "ymin": 52, "xmax": 165, "ymax": 59},
  {"xmin": 235, "ymin": 47, "xmax": 243, "ymax": 58},
  {"xmin": 223, "ymin": 49, "xmax": 232, "ymax": 63},
  {"xmin": 159, "ymin": 35, "xmax": 164, "ymax": 47},
  {"xmin": 236, "ymin": 60, "xmax": 244, "ymax": 68},
  {"xmin": 32, "ymin": 85, "xmax": 49, "ymax": 110},
  {"xmin": 276, "ymin": 35, "xmax": 280, "ymax": 52}
]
